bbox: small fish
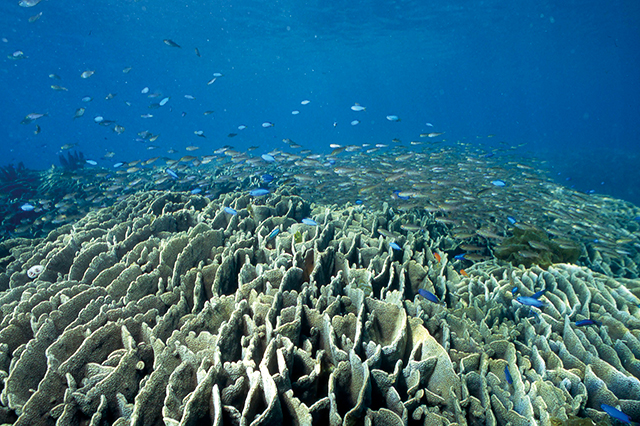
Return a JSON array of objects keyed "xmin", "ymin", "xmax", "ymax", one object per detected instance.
[
  {"xmin": 301, "ymin": 100, "xmax": 310, "ymax": 105},
  {"xmin": 250, "ymin": 188, "xmax": 270, "ymax": 197},
  {"xmin": 261, "ymin": 154, "xmax": 275, "ymax": 163},
  {"xmin": 434, "ymin": 252, "xmax": 442, "ymax": 262},
  {"xmin": 85, "ymin": 160, "xmax": 97, "ymax": 166},
  {"xmin": 20, "ymin": 112, "xmax": 47, "ymax": 124},
  {"xmin": 460, "ymin": 269, "xmax": 469, "ymax": 277},
  {"xmin": 511, "ymin": 287, "xmax": 519, "ymax": 295},
  {"xmin": 164, "ymin": 39, "xmax": 181, "ymax": 48},
  {"xmin": 454, "ymin": 254, "xmax": 467, "ymax": 260},
  {"xmin": 60, "ymin": 143, "xmax": 77, "ymax": 150},
  {"xmin": 50, "ymin": 85, "xmax": 68, "ymax": 91},
  {"xmin": 19, "ymin": 0, "xmax": 42, "ymax": 7},
  {"xmin": 34, "ymin": 125, "xmax": 40, "ymax": 135},
  {"xmin": 224, "ymin": 207, "xmax": 237, "ymax": 215},
  {"xmin": 141, "ymin": 87, "xmax": 150, "ymax": 94},
  {"xmin": 351, "ymin": 104, "xmax": 366, "ymax": 111},
  {"xmin": 113, "ymin": 162, "xmax": 124, "ymax": 168},
  {"xmin": 81, "ymin": 96, "xmax": 92, "ymax": 102},
  {"xmin": 237, "ymin": 125, "xmax": 247, "ymax": 130},
  {"xmin": 389, "ymin": 242, "xmax": 402, "ymax": 251},
  {"xmin": 516, "ymin": 296, "xmax": 545, "ymax": 308},
  {"xmin": 267, "ymin": 228, "xmax": 279, "ymax": 241},
  {"xmin": 9, "ymin": 51, "xmax": 27, "ymax": 60},
  {"xmin": 386, "ymin": 115, "xmax": 400, "ymax": 121},
  {"xmin": 159, "ymin": 97, "xmax": 170, "ymax": 106},
  {"xmin": 20, "ymin": 203, "xmax": 35, "ymax": 212},
  {"xmin": 81, "ymin": 70, "xmax": 95, "ymax": 79},
  {"xmin": 185, "ymin": 146, "xmax": 200, "ymax": 151},
  {"xmin": 400, "ymin": 224, "xmax": 423, "ymax": 232},
  {"xmin": 301, "ymin": 218, "xmax": 317, "ymax": 226},
  {"xmin": 377, "ymin": 228, "xmax": 399, "ymax": 239},
  {"xmin": 292, "ymin": 110, "xmax": 300, "ymax": 115},
  {"xmin": 491, "ymin": 180, "xmax": 506, "ymax": 187},
  {"xmin": 194, "ymin": 130, "xmax": 206, "ymax": 137},
  {"xmin": 601, "ymin": 404, "xmax": 631, "ymax": 424},
  {"xmin": 575, "ymin": 319, "xmax": 602, "ymax": 327},
  {"xmin": 73, "ymin": 108, "xmax": 85, "ymax": 119},
  {"xmin": 350, "ymin": 120, "xmax": 360, "ymax": 126},
  {"xmin": 418, "ymin": 289, "xmax": 440, "ymax": 304},
  {"xmin": 49, "ymin": 74, "xmax": 61, "ymax": 80},
  {"xmin": 207, "ymin": 77, "xmax": 217, "ymax": 85},
  {"xmin": 165, "ymin": 168, "xmax": 179, "ymax": 179},
  {"xmin": 507, "ymin": 216, "xmax": 517, "ymax": 224},
  {"xmin": 262, "ymin": 122, "xmax": 274, "ymax": 128},
  {"xmin": 227, "ymin": 133, "xmax": 237, "ymax": 138},
  {"xmin": 504, "ymin": 365, "xmax": 513, "ymax": 384},
  {"xmin": 123, "ymin": 66, "xmax": 132, "ymax": 73},
  {"xmin": 195, "ymin": 47, "xmax": 201, "ymax": 57},
  {"xmin": 531, "ymin": 289, "xmax": 547, "ymax": 299}
]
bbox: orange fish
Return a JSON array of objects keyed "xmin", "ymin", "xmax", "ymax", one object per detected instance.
[
  {"xmin": 460, "ymin": 269, "xmax": 469, "ymax": 277},
  {"xmin": 434, "ymin": 252, "xmax": 441, "ymax": 262}
]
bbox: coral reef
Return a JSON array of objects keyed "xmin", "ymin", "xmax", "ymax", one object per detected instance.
[
  {"xmin": 58, "ymin": 151, "xmax": 86, "ymax": 172},
  {"xmin": 0, "ymin": 163, "xmax": 40, "ymax": 199},
  {"xmin": 0, "ymin": 189, "xmax": 639, "ymax": 425}
]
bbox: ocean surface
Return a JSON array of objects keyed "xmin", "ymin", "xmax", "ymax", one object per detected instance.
[{"xmin": 1, "ymin": 0, "xmax": 639, "ymax": 205}]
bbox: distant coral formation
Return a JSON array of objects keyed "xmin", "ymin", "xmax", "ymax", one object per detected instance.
[
  {"xmin": 0, "ymin": 190, "xmax": 639, "ymax": 425},
  {"xmin": 58, "ymin": 150, "xmax": 86, "ymax": 171}
]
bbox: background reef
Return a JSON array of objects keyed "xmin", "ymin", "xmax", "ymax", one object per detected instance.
[{"xmin": 0, "ymin": 187, "xmax": 639, "ymax": 425}]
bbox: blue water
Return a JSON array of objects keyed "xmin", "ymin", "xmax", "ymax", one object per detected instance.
[{"xmin": 2, "ymin": 0, "xmax": 639, "ymax": 204}]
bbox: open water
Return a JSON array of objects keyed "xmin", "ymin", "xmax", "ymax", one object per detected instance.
[{"xmin": 1, "ymin": 0, "xmax": 639, "ymax": 204}]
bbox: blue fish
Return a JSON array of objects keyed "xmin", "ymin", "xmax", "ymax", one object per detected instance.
[
  {"xmin": 165, "ymin": 168, "xmax": 179, "ymax": 179},
  {"xmin": 355, "ymin": 199, "xmax": 363, "ymax": 205},
  {"xmin": 531, "ymin": 289, "xmax": 547, "ymax": 299},
  {"xmin": 20, "ymin": 203, "xmax": 35, "ymax": 212},
  {"xmin": 516, "ymin": 296, "xmax": 545, "ymax": 308},
  {"xmin": 223, "ymin": 207, "xmax": 237, "ymax": 215},
  {"xmin": 504, "ymin": 365, "xmax": 513, "ymax": 384},
  {"xmin": 390, "ymin": 242, "xmax": 402, "ymax": 251},
  {"xmin": 261, "ymin": 173, "xmax": 274, "ymax": 183},
  {"xmin": 527, "ymin": 309, "xmax": 540, "ymax": 321},
  {"xmin": 575, "ymin": 319, "xmax": 602, "ymax": 327},
  {"xmin": 250, "ymin": 188, "xmax": 270, "ymax": 197},
  {"xmin": 511, "ymin": 287, "xmax": 519, "ymax": 295},
  {"xmin": 261, "ymin": 154, "xmax": 276, "ymax": 163},
  {"xmin": 507, "ymin": 216, "xmax": 517, "ymax": 225},
  {"xmin": 190, "ymin": 188, "xmax": 202, "ymax": 194},
  {"xmin": 454, "ymin": 253, "xmax": 466, "ymax": 260},
  {"xmin": 301, "ymin": 218, "xmax": 317, "ymax": 226},
  {"xmin": 491, "ymin": 179, "xmax": 506, "ymax": 187},
  {"xmin": 418, "ymin": 289, "xmax": 440, "ymax": 304},
  {"xmin": 601, "ymin": 404, "xmax": 631, "ymax": 424},
  {"xmin": 267, "ymin": 228, "xmax": 279, "ymax": 241},
  {"xmin": 392, "ymin": 190, "xmax": 410, "ymax": 201}
]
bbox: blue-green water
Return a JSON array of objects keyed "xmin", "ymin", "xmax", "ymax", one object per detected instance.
[{"xmin": 1, "ymin": 0, "xmax": 639, "ymax": 204}]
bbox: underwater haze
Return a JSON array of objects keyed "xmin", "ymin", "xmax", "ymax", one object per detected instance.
[{"xmin": 1, "ymin": 0, "xmax": 639, "ymax": 204}]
